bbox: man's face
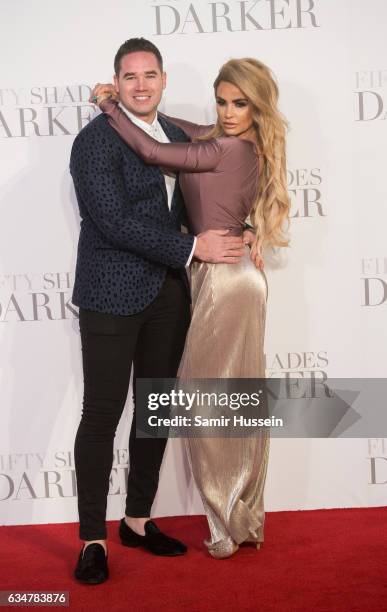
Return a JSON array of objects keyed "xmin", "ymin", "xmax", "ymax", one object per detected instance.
[{"xmin": 114, "ymin": 51, "xmax": 166, "ymax": 123}]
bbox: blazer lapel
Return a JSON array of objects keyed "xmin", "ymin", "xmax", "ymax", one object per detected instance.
[{"xmin": 158, "ymin": 115, "xmax": 188, "ymax": 143}]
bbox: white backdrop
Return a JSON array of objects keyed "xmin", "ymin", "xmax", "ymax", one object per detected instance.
[{"xmin": 1, "ymin": 0, "xmax": 386, "ymax": 526}]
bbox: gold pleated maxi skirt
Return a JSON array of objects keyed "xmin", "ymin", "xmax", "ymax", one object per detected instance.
[{"xmin": 178, "ymin": 247, "xmax": 269, "ymax": 558}]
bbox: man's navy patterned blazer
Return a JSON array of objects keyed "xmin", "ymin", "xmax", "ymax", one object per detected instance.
[{"xmin": 70, "ymin": 113, "xmax": 194, "ymax": 315}]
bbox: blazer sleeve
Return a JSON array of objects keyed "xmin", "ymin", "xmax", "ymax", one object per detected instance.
[
  {"xmin": 100, "ymin": 99, "xmax": 222, "ymax": 173},
  {"xmin": 70, "ymin": 127, "xmax": 195, "ymax": 268},
  {"xmin": 158, "ymin": 112, "xmax": 215, "ymax": 140}
]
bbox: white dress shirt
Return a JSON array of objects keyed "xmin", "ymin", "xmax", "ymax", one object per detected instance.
[{"xmin": 118, "ymin": 103, "xmax": 196, "ymax": 266}]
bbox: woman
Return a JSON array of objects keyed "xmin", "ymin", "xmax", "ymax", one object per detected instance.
[{"xmin": 92, "ymin": 58, "xmax": 290, "ymax": 558}]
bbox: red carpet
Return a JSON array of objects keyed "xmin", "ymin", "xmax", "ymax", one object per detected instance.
[{"xmin": 1, "ymin": 508, "xmax": 386, "ymax": 611}]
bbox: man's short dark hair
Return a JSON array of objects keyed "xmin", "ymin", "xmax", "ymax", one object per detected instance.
[{"xmin": 114, "ymin": 38, "xmax": 164, "ymax": 75}]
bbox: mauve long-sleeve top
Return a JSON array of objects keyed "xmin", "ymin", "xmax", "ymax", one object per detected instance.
[{"xmin": 100, "ymin": 99, "xmax": 259, "ymax": 236}]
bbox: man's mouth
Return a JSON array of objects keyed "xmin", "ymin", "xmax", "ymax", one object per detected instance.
[{"xmin": 133, "ymin": 96, "xmax": 151, "ymax": 101}]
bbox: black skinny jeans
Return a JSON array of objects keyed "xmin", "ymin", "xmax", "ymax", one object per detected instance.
[{"xmin": 74, "ymin": 270, "xmax": 190, "ymax": 540}]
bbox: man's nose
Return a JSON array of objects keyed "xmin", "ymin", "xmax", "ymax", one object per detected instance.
[{"xmin": 135, "ymin": 77, "xmax": 147, "ymax": 90}]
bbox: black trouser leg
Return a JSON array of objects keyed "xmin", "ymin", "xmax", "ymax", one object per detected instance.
[
  {"xmin": 125, "ymin": 272, "xmax": 190, "ymax": 517},
  {"xmin": 75, "ymin": 308, "xmax": 140, "ymax": 540}
]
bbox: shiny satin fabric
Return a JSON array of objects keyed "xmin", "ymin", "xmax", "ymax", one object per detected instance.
[{"xmin": 178, "ymin": 247, "xmax": 269, "ymax": 558}]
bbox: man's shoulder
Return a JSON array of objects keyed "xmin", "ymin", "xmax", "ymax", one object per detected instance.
[
  {"xmin": 72, "ymin": 113, "xmax": 117, "ymax": 149},
  {"xmin": 70, "ymin": 114, "xmax": 125, "ymax": 172}
]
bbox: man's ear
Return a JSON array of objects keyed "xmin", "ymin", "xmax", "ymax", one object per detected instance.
[
  {"xmin": 113, "ymin": 74, "xmax": 119, "ymax": 94},
  {"xmin": 162, "ymin": 71, "xmax": 167, "ymax": 91}
]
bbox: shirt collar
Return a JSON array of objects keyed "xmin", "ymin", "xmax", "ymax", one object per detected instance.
[{"xmin": 118, "ymin": 102, "xmax": 159, "ymax": 134}]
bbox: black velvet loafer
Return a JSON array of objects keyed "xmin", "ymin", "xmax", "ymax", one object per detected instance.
[
  {"xmin": 74, "ymin": 543, "xmax": 109, "ymax": 584},
  {"xmin": 119, "ymin": 519, "xmax": 187, "ymax": 556}
]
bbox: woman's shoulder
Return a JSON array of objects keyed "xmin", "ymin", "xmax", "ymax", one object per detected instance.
[{"xmin": 215, "ymin": 135, "xmax": 257, "ymax": 157}]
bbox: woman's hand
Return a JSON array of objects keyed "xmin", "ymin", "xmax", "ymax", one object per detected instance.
[
  {"xmin": 89, "ymin": 83, "xmax": 118, "ymax": 106},
  {"xmin": 243, "ymin": 230, "xmax": 264, "ymax": 270}
]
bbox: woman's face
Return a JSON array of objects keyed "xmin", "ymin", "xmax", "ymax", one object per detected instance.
[{"xmin": 215, "ymin": 81, "xmax": 254, "ymax": 138}]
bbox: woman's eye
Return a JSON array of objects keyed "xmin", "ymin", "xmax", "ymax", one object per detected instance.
[
  {"xmin": 236, "ymin": 102, "xmax": 247, "ymax": 108},
  {"xmin": 216, "ymin": 99, "xmax": 225, "ymax": 106}
]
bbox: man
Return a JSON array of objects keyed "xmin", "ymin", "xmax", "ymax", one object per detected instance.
[{"xmin": 70, "ymin": 37, "xmax": 245, "ymax": 584}]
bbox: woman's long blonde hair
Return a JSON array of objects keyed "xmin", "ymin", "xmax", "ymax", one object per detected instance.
[{"xmin": 202, "ymin": 58, "xmax": 290, "ymax": 250}]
